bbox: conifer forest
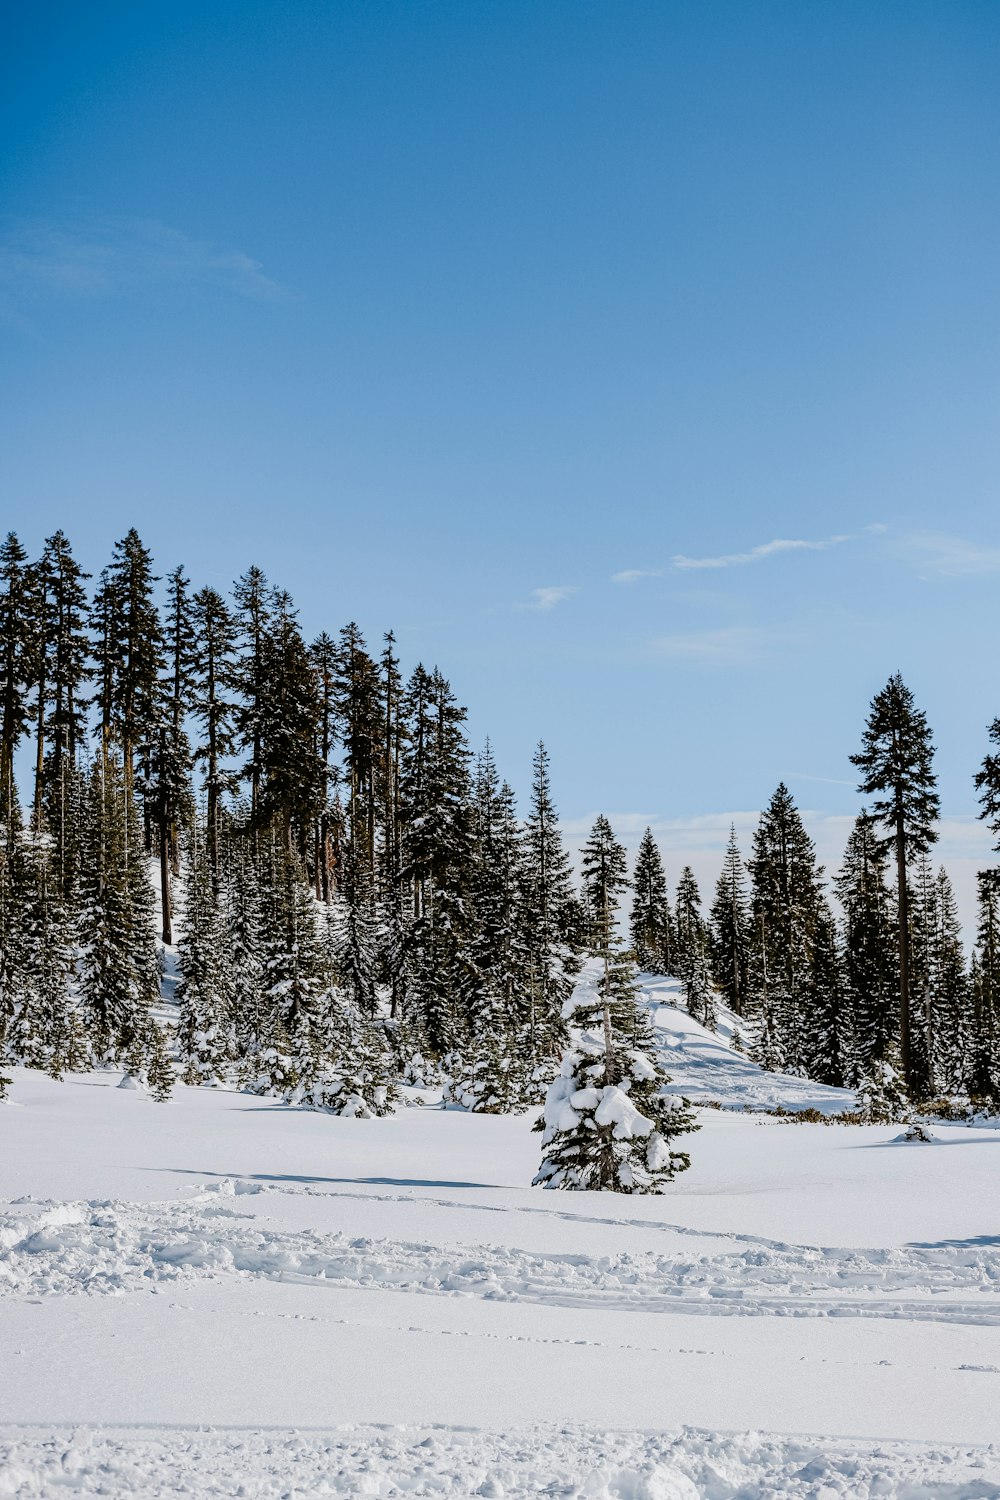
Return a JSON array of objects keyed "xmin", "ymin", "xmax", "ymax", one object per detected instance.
[{"xmin": 3, "ymin": 524, "xmax": 1000, "ymax": 1159}]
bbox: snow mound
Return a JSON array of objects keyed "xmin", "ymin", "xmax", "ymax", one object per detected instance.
[{"xmin": 0, "ymin": 1422, "xmax": 997, "ymax": 1498}]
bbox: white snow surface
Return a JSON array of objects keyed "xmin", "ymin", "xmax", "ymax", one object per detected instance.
[{"xmin": 3, "ymin": 965, "xmax": 1000, "ymax": 1497}]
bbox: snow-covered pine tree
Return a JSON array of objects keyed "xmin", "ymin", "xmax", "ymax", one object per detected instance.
[
  {"xmin": 176, "ymin": 825, "xmax": 233, "ymax": 1084},
  {"xmin": 222, "ymin": 815, "xmax": 268, "ymax": 1060},
  {"xmin": 835, "ymin": 810, "xmax": 897, "ymax": 1083},
  {"xmin": 245, "ymin": 834, "xmax": 330, "ymax": 1094},
  {"xmin": 930, "ymin": 867, "xmax": 970, "ymax": 1095},
  {"xmin": 398, "ymin": 666, "xmax": 473, "ymax": 1057},
  {"xmin": 534, "ymin": 816, "xmax": 696, "ymax": 1193},
  {"xmin": 709, "ymin": 826, "xmax": 750, "ymax": 1015},
  {"xmin": 77, "ymin": 756, "xmax": 162, "ymax": 1072},
  {"xmin": 852, "ymin": 674, "xmax": 940, "ymax": 1093},
  {"xmin": 328, "ymin": 840, "xmax": 380, "ymax": 1017},
  {"xmin": 520, "ymin": 741, "xmax": 578, "ymax": 1057},
  {"xmin": 9, "ymin": 833, "xmax": 84, "ymax": 1078},
  {"xmin": 630, "ymin": 828, "xmax": 673, "ymax": 975},
  {"xmin": 969, "ymin": 870, "xmax": 1000, "ymax": 1103},
  {"xmin": 0, "ymin": 798, "xmax": 34, "ymax": 1068},
  {"xmin": 444, "ymin": 753, "xmax": 548, "ymax": 1112}
]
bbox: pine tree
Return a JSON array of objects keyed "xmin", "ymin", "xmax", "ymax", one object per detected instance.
[
  {"xmin": 256, "ymin": 590, "xmax": 325, "ymax": 855},
  {"xmin": 835, "ymin": 810, "xmax": 897, "ymax": 1081},
  {"xmin": 10, "ymin": 835, "xmax": 84, "ymax": 1078},
  {"xmin": 851, "ymin": 673, "xmax": 940, "ymax": 1093},
  {"xmin": 746, "ymin": 784, "xmax": 823, "ymax": 1076},
  {"xmin": 176, "ymin": 826, "xmax": 233, "ymax": 1083},
  {"xmin": 309, "ymin": 630, "xmax": 339, "ymax": 901},
  {"xmin": 800, "ymin": 901, "xmax": 846, "ymax": 1086},
  {"xmin": 77, "ymin": 757, "xmax": 161, "ymax": 1069},
  {"xmin": 105, "ymin": 530, "xmax": 164, "ymax": 803},
  {"xmin": 929, "ymin": 867, "xmax": 969, "ymax": 1095},
  {"xmin": 969, "ymin": 870, "xmax": 1000, "ymax": 1102},
  {"xmin": 520, "ymin": 742, "xmax": 577, "ymax": 1055},
  {"xmin": 0, "ymin": 534, "xmax": 33, "ymax": 827},
  {"xmin": 674, "ymin": 866, "xmax": 706, "ymax": 986},
  {"xmin": 534, "ymin": 835, "xmax": 697, "ymax": 1194},
  {"xmin": 30, "ymin": 534, "xmax": 90, "ymax": 895},
  {"xmin": 630, "ymin": 829, "xmax": 673, "ymax": 975},
  {"xmin": 398, "ymin": 666, "xmax": 473, "ymax": 1056},
  {"xmin": 709, "ymin": 826, "xmax": 750, "ymax": 1015},
  {"xmin": 191, "ymin": 586, "xmax": 238, "ymax": 884},
  {"xmin": 232, "ymin": 565, "xmax": 272, "ymax": 832}
]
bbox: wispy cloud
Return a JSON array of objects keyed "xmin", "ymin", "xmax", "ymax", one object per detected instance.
[
  {"xmin": 519, "ymin": 585, "xmax": 577, "ymax": 612},
  {"xmin": 613, "ymin": 524, "xmax": 885, "ymax": 582},
  {"xmin": 899, "ymin": 531, "xmax": 1000, "ymax": 578},
  {"xmin": 611, "ymin": 568, "xmax": 664, "ymax": 585},
  {"xmin": 0, "ymin": 217, "xmax": 284, "ymax": 302},
  {"xmin": 649, "ymin": 625, "xmax": 775, "ymax": 664},
  {"xmin": 672, "ymin": 532, "xmax": 852, "ymax": 571}
]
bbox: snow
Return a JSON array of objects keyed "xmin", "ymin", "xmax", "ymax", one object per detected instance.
[{"xmin": 3, "ymin": 972, "xmax": 1000, "ymax": 1496}]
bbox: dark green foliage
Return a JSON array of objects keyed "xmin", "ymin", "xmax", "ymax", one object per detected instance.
[
  {"xmin": 710, "ymin": 827, "xmax": 750, "ymax": 1015},
  {"xmin": 630, "ymin": 828, "xmax": 674, "ymax": 975},
  {"xmin": 836, "ymin": 810, "xmax": 897, "ymax": 1079},
  {"xmin": 851, "ymin": 674, "xmax": 940, "ymax": 1092},
  {"xmin": 746, "ymin": 784, "xmax": 824, "ymax": 1076}
]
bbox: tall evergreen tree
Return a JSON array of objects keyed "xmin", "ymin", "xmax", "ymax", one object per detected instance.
[
  {"xmin": 30, "ymin": 532, "xmax": 90, "ymax": 861},
  {"xmin": 191, "ymin": 586, "xmax": 238, "ymax": 884},
  {"xmin": 970, "ymin": 869, "xmax": 1000, "ymax": 1101},
  {"xmin": 398, "ymin": 666, "xmax": 473, "ymax": 1055},
  {"xmin": 746, "ymin": 784, "xmax": 823, "ymax": 1076},
  {"xmin": 520, "ymin": 742, "xmax": 577, "ymax": 1053},
  {"xmin": 851, "ymin": 673, "xmax": 940, "ymax": 1092},
  {"xmin": 710, "ymin": 826, "xmax": 750, "ymax": 1015},
  {"xmin": 630, "ymin": 829, "xmax": 673, "ymax": 974},
  {"xmin": 835, "ymin": 810, "xmax": 897, "ymax": 1080},
  {"xmin": 674, "ymin": 866, "xmax": 706, "ymax": 986},
  {"xmin": 0, "ymin": 534, "xmax": 33, "ymax": 827}
]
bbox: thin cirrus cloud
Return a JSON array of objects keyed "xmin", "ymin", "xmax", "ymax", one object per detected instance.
[
  {"xmin": 0, "ymin": 216, "xmax": 285, "ymax": 302},
  {"xmin": 672, "ymin": 533, "xmax": 851, "ymax": 570},
  {"xmin": 519, "ymin": 585, "xmax": 578, "ymax": 612},
  {"xmin": 613, "ymin": 525, "xmax": 886, "ymax": 581}
]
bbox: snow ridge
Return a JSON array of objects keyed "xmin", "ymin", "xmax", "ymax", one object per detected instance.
[{"xmin": 4, "ymin": 1190, "xmax": 1000, "ymax": 1326}]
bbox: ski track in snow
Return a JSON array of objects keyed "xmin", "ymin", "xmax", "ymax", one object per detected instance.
[
  {"xmin": 2, "ymin": 1422, "xmax": 999, "ymax": 1499},
  {"xmin": 3, "ymin": 1184, "xmax": 1000, "ymax": 1326}
]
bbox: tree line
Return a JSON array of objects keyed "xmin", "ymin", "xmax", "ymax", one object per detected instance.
[{"xmin": 1, "ymin": 529, "xmax": 998, "ymax": 1120}]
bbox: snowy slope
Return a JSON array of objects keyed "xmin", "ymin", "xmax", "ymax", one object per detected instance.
[
  {"xmin": 639, "ymin": 967, "xmax": 857, "ymax": 1114},
  {"xmin": 3, "ymin": 974, "xmax": 1000, "ymax": 1497}
]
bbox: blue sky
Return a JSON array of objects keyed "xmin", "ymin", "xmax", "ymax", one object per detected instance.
[{"xmin": 3, "ymin": 1, "xmax": 1000, "ymax": 907}]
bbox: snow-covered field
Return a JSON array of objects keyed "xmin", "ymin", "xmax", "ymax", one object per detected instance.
[{"xmin": 3, "ymin": 976, "xmax": 1000, "ymax": 1497}]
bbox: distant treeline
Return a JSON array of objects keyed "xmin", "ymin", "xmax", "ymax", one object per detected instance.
[{"xmin": 0, "ymin": 529, "xmax": 998, "ymax": 1113}]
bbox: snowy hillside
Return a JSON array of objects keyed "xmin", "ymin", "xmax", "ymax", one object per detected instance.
[
  {"xmin": 3, "ymin": 973, "xmax": 1000, "ymax": 1496},
  {"xmin": 637, "ymin": 967, "xmax": 857, "ymax": 1115}
]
